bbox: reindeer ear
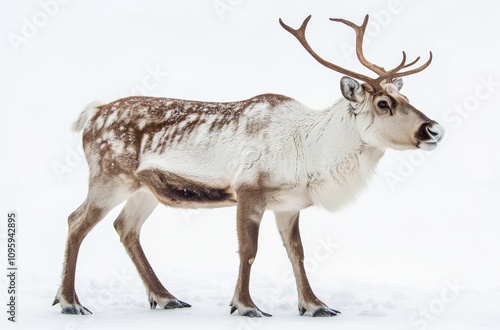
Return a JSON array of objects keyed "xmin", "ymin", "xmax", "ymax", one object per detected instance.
[
  {"xmin": 393, "ymin": 77, "xmax": 403, "ymax": 91},
  {"xmin": 340, "ymin": 76, "xmax": 365, "ymax": 104}
]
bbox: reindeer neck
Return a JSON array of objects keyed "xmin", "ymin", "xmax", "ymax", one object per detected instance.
[{"xmin": 301, "ymin": 99, "xmax": 384, "ymax": 211}]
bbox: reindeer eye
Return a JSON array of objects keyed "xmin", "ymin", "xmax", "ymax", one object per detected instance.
[{"xmin": 378, "ymin": 100, "xmax": 389, "ymax": 109}]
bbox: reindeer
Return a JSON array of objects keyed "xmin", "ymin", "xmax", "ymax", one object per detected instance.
[{"xmin": 53, "ymin": 15, "xmax": 444, "ymax": 317}]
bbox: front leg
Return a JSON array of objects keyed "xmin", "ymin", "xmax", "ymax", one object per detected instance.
[
  {"xmin": 275, "ymin": 211, "xmax": 340, "ymax": 317},
  {"xmin": 230, "ymin": 187, "xmax": 271, "ymax": 317}
]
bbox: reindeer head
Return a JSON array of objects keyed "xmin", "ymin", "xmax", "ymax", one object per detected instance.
[{"xmin": 280, "ymin": 15, "xmax": 444, "ymax": 151}]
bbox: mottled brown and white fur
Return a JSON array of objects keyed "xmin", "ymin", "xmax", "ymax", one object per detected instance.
[{"xmin": 53, "ymin": 76, "xmax": 444, "ymax": 317}]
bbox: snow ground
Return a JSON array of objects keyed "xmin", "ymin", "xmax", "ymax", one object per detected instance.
[{"xmin": 1, "ymin": 0, "xmax": 500, "ymax": 329}]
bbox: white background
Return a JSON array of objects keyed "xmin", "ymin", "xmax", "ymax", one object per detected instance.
[{"xmin": 1, "ymin": 0, "xmax": 499, "ymax": 329}]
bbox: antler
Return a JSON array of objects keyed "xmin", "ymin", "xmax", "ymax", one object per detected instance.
[
  {"xmin": 279, "ymin": 15, "xmax": 433, "ymax": 92},
  {"xmin": 279, "ymin": 15, "xmax": 380, "ymax": 91},
  {"xmin": 329, "ymin": 15, "xmax": 386, "ymax": 77}
]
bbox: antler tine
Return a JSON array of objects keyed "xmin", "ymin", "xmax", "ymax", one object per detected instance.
[
  {"xmin": 330, "ymin": 15, "xmax": 386, "ymax": 76},
  {"xmin": 279, "ymin": 15, "xmax": 312, "ymax": 44},
  {"xmin": 402, "ymin": 53, "xmax": 421, "ymax": 69},
  {"xmin": 375, "ymin": 51, "xmax": 412, "ymax": 85},
  {"xmin": 279, "ymin": 15, "xmax": 380, "ymax": 91},
  {"xmin": 393, "ymin": 51, "xmax": 408, "ymax": 72},
  {"xmin": 373, "ymin": 50, "xmax": 431, "ymax": 86},
  {"xmin": 385, "ymin": 52, "xmax": 421, "ymax": 76},
  {"xmin": 390, "ymin": 51, "xmax": 433, "ymax": 79}
]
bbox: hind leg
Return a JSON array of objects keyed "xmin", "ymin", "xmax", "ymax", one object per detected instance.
[
  {"xmin": 53, "ymin": 179, "xmax": 134, "ymax": 314},
  {"xmin": 113, "ymin": 189, "xmax": 191, "ymax": 310}
]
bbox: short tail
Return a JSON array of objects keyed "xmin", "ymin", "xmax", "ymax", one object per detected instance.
[{"xmin": 72, "ymin": 101, "xmax": 103, "ymax": 132}]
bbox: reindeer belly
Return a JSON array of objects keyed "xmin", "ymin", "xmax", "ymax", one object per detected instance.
[{"xmin": 136, "ymin": 168, "xmax": 237, "ymax": 208}]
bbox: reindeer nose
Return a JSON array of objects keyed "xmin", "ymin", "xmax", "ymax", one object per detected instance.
[
  {"xmin": 417, "ymin": 121, "xmax": 444, "ymax": 142},
  {"xmin": 425, "ymin": 122, "xmax": 444, "ymax": 142},
  {"xmin": 416, "ymin": 121, "xmax": 445, "ymax": 150}
]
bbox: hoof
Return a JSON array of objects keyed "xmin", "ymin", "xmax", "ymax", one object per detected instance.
[
  {"xmin": 53, "ymin": 293, "xmax": 93, "ymax": 315},
  {"xmin": 299, "ymin": 304, "xmax": 341, "ymax": 317},
  {"xmin": 230, "ymin": 303, "xmax": 272, "ymax": 317},
  {"xmin": 312, "ymin": 306, "xmax": 341, "ymax": 317},
  {"xmin": 164, "ymin": 299, "xmax": 191, "ymax": 309},
  {"xmin": 149, "ymin": 295, "xmax": 191, "ymax": 310},
  {"xmin": 61, "ymin": 305, "xmax": 93, "ymax": 315}
]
